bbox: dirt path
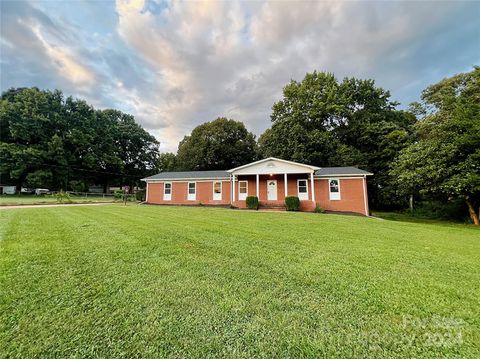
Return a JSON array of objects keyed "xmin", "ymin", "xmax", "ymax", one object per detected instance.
[{"xmin": 0, "ymin": 202, "xmax": 116, "ymax": 210}]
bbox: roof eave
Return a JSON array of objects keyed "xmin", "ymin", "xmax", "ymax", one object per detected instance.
[
  {"xmin": 143, "ymin": 176, "xmax": 230, "ymax": 182},
  {"xmin": 314, "ymin": 173, "xmax": 373, "ymax": 177},
  {"xmin": 227, "ymin": 157, "xmax": 320, "ymax": 173}
]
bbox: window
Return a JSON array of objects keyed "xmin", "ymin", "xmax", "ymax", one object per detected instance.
[
  {"xmin": 188, "ymin": 182, "xmax": 196, "ymax": 201},
  {"xmin": 163, "ymin": 182, "xmax": 172, "ymax": 200},
  {"xmin": 329, "ymin": 179, "xmax": 340, "ymax": 200},
  {"xmin": 213, "ymin": 181, "xmax": 222, "ymax": 200},
  {"xmin": 239, "ymin": 181, "xmax": 248, "ymax": 200},
  {"xmin": 297, "ymin": 179, "xmax": 308, "ymax": 200}
]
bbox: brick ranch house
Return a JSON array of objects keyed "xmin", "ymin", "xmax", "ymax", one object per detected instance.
[{"xmin": 142, "ymin": 157, "xmax": 373, "ymax": 215}]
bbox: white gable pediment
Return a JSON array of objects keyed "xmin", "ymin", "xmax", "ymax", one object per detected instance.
[{"xmin": 228, "ymin": 157, "xmax": 319, "ymax": 175}]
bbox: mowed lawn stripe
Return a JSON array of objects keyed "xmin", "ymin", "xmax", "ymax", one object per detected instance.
[{"xmin": 1, "ymin": 205, "xmax": 479, "ymax": 358}]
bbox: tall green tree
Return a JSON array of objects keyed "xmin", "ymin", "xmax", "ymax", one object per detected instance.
[
  {"xmin": 157, "ymin": 152, "xmax": 178, "ymax": 172},
  {"xmin": 176, "ymin": 117, "xmax": 257, "ymax": 170},
  {"xmin": 0, "ymin": 88, "xmax": 65, "ymax": 189},
  {"xmin": 0, "ymin": 87, "xmax": 160, "ymax": 191},
  {"xmin": 258, "ymin": 71, "xmax": 416, "ymax": 208},
  {"xmin": 98, "ymin": 109, "xmax": 159, "ymax": 190},
  {"xmin": 391, "ymin": 67, "xmax": 480, "ymax": 224}
]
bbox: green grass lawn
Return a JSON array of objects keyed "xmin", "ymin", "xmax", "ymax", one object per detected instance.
[
  {"xmin": 372, "ymin": 211, "xmax": 471, "ymax": 225},
  {"xmin": 1, "ymin": 205, "xmax": 479, "ymax": 358},
  {"xmin": 0, "ymin": 194, "xmax": 116, "ymax": 206}
]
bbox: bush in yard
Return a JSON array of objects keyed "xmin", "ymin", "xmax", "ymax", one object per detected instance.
[
  {"xmin": 114, "ymin": 191, "xmax": 136, "ymax": 202},
  {"xmin": 55, "ymin": 191, "xmax": 73, "ymax": 203},
  {"xmin": 246, "ymin": 196, "xmax": 259, "ymax": 210},
  {"xmin": 113, "ymin": 190, "xmax": 124, "ymax": 200},
  {"xmin": 69, "ymin": 180, "xmax": 87, "ymax": 192},
  {"xmin": 285, "ymin": 196, "xmax": 300, "ymax": 211},
  {"xmin": 314, "ymin": 205, "xmax": 326, "ymax": 213},
  {"xmin": 408, "ymin": 199, "xmax": 467, "ymax": 221},
  {"xmin": 136, "ymin": 189, "xmax": 146, "ymax": 201}
]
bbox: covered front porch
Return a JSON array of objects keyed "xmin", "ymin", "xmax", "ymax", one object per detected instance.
[{"xmin": 227, "ymin": 158, "xmax": 320, "ymax": 210}]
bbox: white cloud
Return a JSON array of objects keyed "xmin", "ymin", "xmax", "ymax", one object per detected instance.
[
  {"xmin": 114, "ymin": 0, "xmax": 258, "ymax": 150},
  {"xmin": 2, "ymin": 0, "xmax": 478, "ymax": 153},
  {"xmin": 116, "ymin": 0, "xmax": 462, "ymax": 151},
  {"xmin": 30, "ymin": 24, "xmax": 95, "ymax": 88},
  {"xmin": 1, "ymin": 0, "xmax": 96, "ymax": 90}
]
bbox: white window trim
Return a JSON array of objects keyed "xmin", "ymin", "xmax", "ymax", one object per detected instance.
[
  {"xmin": 213, "ymin": 181, "xmax": 222, "ymax": 201},
  {"xmin": 329, "ymin": 178, "xmax": 341, "ymax": 200},
  {"xmin": 238, "ymin": 180, "xmax": 248, "ymax": 200},
  {"xmin": 297, "ymin": 179, "xmax": 309, "ymax": 201},
  {"xmin": 187, "ymin": 182, "xmax": 196, "ymax": 201},
  {"xmin": 163, "ymin": 182, "xmax": 172, "ymax": 201}
]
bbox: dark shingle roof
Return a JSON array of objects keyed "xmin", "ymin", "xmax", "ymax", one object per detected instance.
[
  {"xmin": 143, "ymin": 170, "xmax": 229, "ymax": 181},
  {"xmin": 314, "ymin": 167, "xmax": 372, "ymax": 176},
  {"xmin": 143, "ymin": 166, "xmax": 372, "ymax": 181}
]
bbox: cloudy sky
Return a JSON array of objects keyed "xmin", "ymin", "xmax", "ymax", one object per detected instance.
[{"xmin": 1, "ymin": 0, "xmax": 479, "ymax": 152}]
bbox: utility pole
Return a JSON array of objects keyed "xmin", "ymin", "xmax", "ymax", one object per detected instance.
[{"xmin": 123, "ymin": 186, "xmax": 128, "ymax": 206}]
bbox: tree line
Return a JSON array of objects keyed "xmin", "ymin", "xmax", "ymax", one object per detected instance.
[
  {"xmin": 160, "ymin": 68, "xmax": 479, "ymax": 224},
  {"xmin": 1, "ymin": 67, "xmax": 478, "ymax": 223},
  {"xmin": 0, "ymin": 88, "xmax": 159, "ymax": 192}
]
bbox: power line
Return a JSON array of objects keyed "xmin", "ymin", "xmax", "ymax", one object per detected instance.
[{"xmin": 32, "ymin": 163, "xmax": 149, "ymax": 178}]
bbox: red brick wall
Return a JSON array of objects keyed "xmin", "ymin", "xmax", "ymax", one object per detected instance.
[
  {"xmin": 146, "ymin": 176, "xmax": 368, "ymax": 215},
  {"xmin": 314, "ymin": 178, "xmax": 367, "ymax": 215},
  {"xmin": 147, "ymin": 181, "xmax": 231, "ymax": 206}
]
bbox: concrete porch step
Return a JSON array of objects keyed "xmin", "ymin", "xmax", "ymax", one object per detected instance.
[
  {"xmin": 258, "ymin": 204, "xmax": 286, "ymax": 211},
  {"xmin": 259, "ymin": 208, "xmax": 286, "ymax": 211}
]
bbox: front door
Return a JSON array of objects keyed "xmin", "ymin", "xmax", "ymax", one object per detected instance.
[{"xmin": 267, "ymin": 180, "xmax": 277, "ymax": 201}]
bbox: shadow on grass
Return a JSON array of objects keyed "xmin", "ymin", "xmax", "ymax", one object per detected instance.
[{"xmin": 372, "ymin": 211, "xmax": 477, "ymax": 228}]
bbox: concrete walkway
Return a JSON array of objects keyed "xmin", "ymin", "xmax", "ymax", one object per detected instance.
[{"xmin": 0, "ymin": 202, "xmax": 115, "ymax": 210}]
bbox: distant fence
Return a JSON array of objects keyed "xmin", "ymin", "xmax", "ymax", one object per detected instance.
[
  {"xmin": 65, "ymin": 191, "xmax": 116, "ymax": 199},
  {"xmin": 33, "ymin": 191, "xmax": 117, "ymax": 200},
  {"xmin": 5, "ymin": 190, "xmax": 143, "ymax": 202},
  {"xmin": 65, "ymin": 191, "xmax": 141, "ymax": 202}
]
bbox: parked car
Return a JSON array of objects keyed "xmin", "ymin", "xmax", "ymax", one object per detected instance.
[
  {"xmin": 35, "ymin": 188, "xmax": 50, "ymax": 195},
  {"xmin": 21, "ymin": 187, "xmax": 35, "ymax": 194},
  {"xmin": 0, "ymin": 186, "xmax": 16, "ymax": 195}
]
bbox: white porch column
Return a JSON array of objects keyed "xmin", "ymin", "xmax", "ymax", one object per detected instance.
[
  {"xmin": 310, "ymin": 172, "xmax": 316, "ymax": 204},
  {"xmin": 256, "ymin": 174, "xmax": 259, "ymax": 198},
  {"xmin": 232, "ymin": 175, "xmax": 236, "ymax": 202},
  {"xmin": 284, "ymin": 173, "xmax": 288, "ymax": 198}
]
